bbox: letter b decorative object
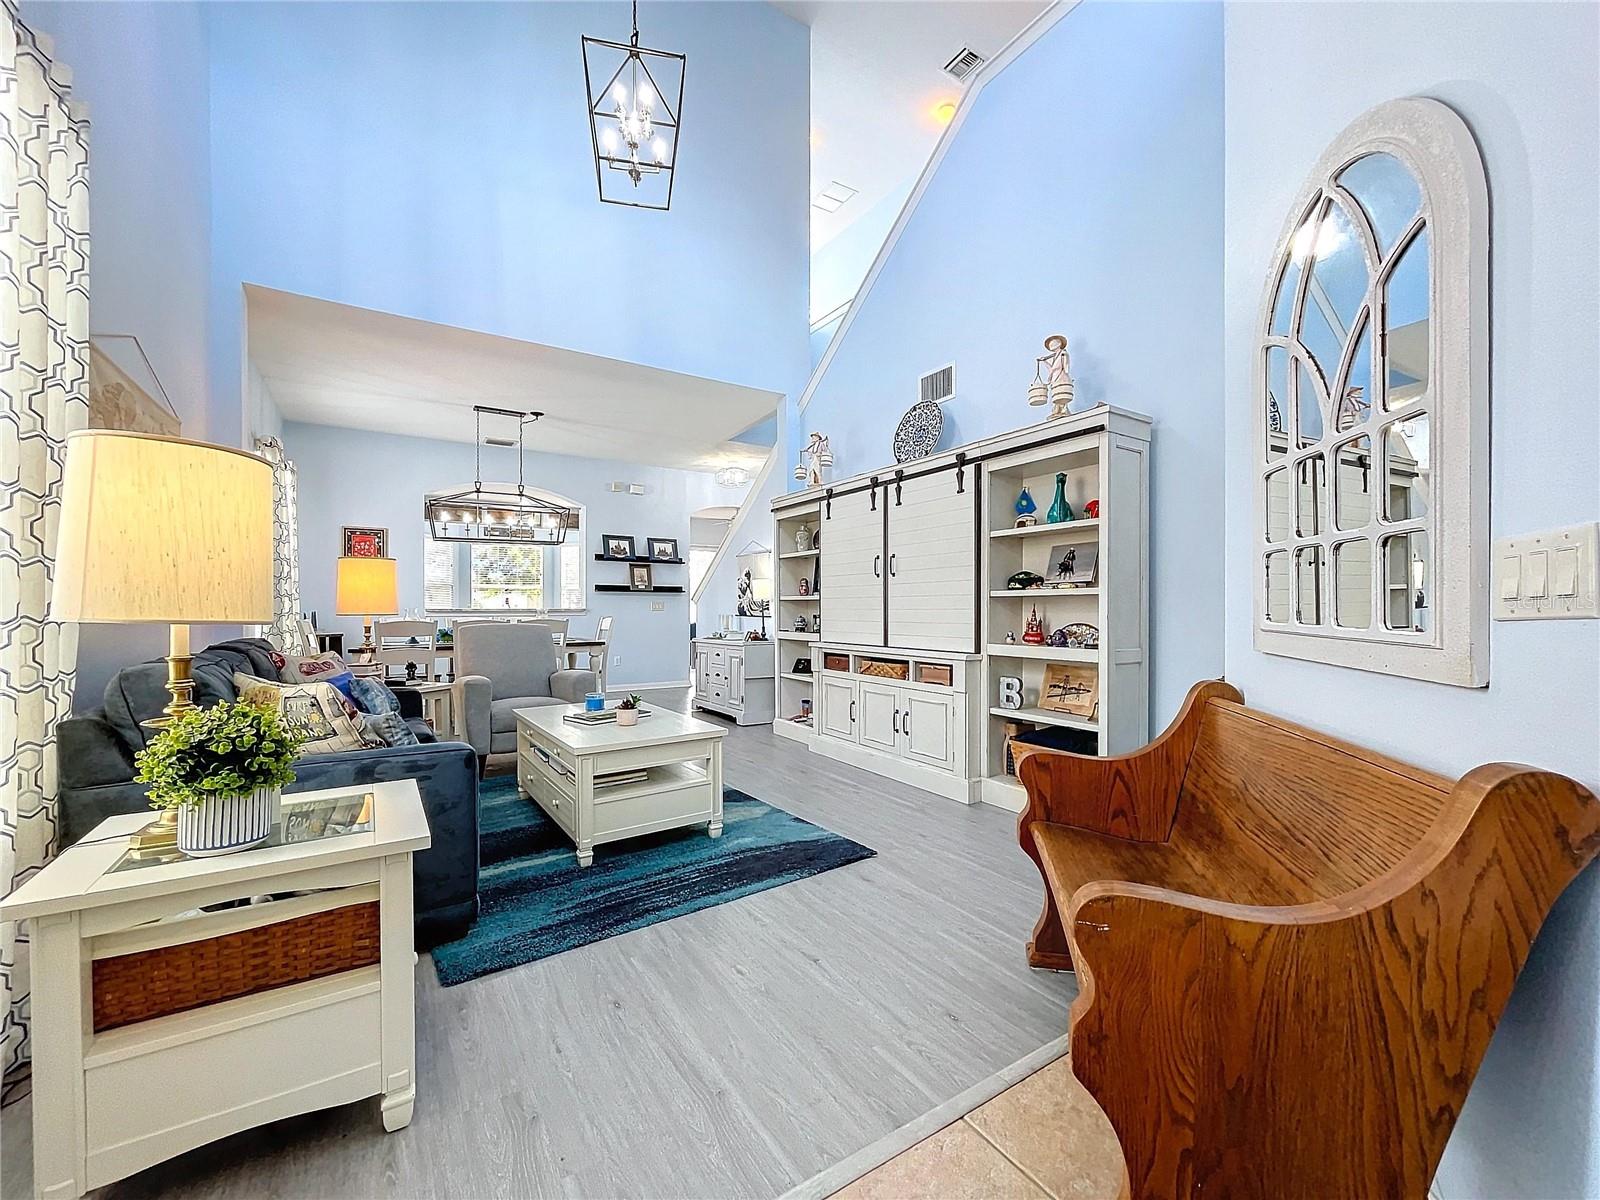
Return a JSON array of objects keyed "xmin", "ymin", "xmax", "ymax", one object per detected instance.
[{"xmin": 998, "ymin": 676, "xmax": 1024, "ymax": 710}]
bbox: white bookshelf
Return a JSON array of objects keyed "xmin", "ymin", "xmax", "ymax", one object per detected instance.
[
  {"xmin": 773, "ymin": 504, "xmax": 822, "ymax": 742},
  {"xmin": 980, "ymin": 426, "xmax": 1150, "ymax": 810}
]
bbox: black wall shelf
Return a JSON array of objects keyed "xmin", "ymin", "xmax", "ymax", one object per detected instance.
[
  {"xmin": 593, "ymin": 584, "xmax": 686, "ymax": 594},
  {"xmin": 594, "ymin": 555, "xmax": 685, "ymax": 564}
]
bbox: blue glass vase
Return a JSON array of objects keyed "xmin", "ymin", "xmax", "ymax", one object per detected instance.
[{"xmin": 1046, "ymin": 472, "xmax": 1073, "ymax": 524}]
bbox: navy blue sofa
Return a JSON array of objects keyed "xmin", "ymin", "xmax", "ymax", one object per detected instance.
[{"xmin": 55, "ymin": 638, "xmax": 479, "ymax": 948}]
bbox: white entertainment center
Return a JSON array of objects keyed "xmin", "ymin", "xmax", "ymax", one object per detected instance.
[{"xmin": 771, "ymin": 405, "xmax": 1151, "ymax": 811}]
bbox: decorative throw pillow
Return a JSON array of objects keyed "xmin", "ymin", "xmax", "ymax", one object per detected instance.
[
  {"xmin": 233, "ymin": 672, "xmax": 381, "ymax": 756},
  {"xmin": 276, "ymin": 652, "xmax": 349, "ymax": 686},
  {"xmin": 361, "ymin": 709, "xmax": 420, "ymax": 748},
  {"xmin": 348, "ymin": 675, "xmax": 402, "ymax": 716}
]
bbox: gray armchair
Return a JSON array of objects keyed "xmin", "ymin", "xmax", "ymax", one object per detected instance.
[{"xmin": 454, "ymin": 622, "xmax": 597, "ymax": 769}]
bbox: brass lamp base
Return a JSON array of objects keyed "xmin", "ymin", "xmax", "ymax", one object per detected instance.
[
  {"xmin": 139, "ymin": 622, "xmax": 199, "ymax": 731},
  {"xmin": 129, "ymin": 812, "xmax": 178, "ymax": 851}
]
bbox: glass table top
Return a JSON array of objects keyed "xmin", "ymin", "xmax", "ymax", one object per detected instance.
[{"xmin": 107, "ymin": 791, "xmax": 376, "ymax": 873}]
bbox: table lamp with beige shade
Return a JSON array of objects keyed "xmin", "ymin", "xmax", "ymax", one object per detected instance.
[
  {"xmin": 336, "ymin": 554, "xmax": 398, "ymax": 657},
  {"xmin": 50, "ymin": 431, "xmax": 275, "ymax": 850},
  {"xmin": 50, "ymin": 430, "xmax": 275, "ymax": 723}
]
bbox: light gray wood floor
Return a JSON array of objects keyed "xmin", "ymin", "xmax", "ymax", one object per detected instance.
[{"xmin": 2, "ymin": 688, "xmax": 1075, "ymax": 1200}]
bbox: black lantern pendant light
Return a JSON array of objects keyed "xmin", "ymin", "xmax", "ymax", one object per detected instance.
[
  {"xmin": 423, "ymin": 407, "xmax": 577, "ymax": 545},
  {"xmin": 582, "ymin": 1, "xmax": 685, "ymax": 210}
]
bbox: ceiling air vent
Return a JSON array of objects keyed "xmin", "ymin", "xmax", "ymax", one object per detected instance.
[
  {"xmin": 919, "ymin": 363, "xmax": 956, "ymax": 405},
  {"xmin": 943, "ymin": 47, "xmax": 985, "ymax": 82},
  {"xmin": 483, "ymin": 436, "xmax": 517, "ymax": 447}
]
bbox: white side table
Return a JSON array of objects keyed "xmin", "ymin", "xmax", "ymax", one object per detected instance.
[
  {"xmin": 404, "ymin": 680, "xmax": 457, "ymax": 739},
  {"xmin": 0, "ymin": 781, "xmax": 430, "ymax": 1200}
]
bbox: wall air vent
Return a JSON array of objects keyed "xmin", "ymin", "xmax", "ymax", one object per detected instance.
[
  {"xmin": 483, "ymin": 436, "xmax": 517, "ymax": 447},
  {"xmin": 943, "ymin": 47, "xmax": 986, "ymax": 82},
  {"xmin": 919, "ymin": 363, "xmax": 956, "ymax": 405}
]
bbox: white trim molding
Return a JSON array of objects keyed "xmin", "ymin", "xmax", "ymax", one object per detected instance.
[
  {"xmin": 1251, "ymin": 97, "xmax": 1489, "ymax": 687},
  {"xmin": 796, "ymin": 0, "xmax": 1081, "ymax": 415}
]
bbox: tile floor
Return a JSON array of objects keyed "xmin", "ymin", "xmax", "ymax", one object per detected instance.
[{"xmin": 832, "ymin": 1058, "xmax": 1124, "ymax": 1200}]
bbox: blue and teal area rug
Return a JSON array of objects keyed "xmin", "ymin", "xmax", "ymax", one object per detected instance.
[{"xmin": 431, "ymin": 776, "xmax": 876, "ymax": 986}]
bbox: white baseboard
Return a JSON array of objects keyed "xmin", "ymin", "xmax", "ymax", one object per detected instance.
[{"xmin": 607, "ymin": 679, "xmax": 690, "ymax": 695}]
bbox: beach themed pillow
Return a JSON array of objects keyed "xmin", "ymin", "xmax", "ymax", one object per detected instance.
[{"xmin": 233, "ymin": 672, "xmax": 379, "ymax": 756}]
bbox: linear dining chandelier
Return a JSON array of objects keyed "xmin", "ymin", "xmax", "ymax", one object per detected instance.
[
  {"xmin": 581, "ymin": 1, "xmax": 685, "ymax": 210},
  {"xmin": 423, "ymin": 406, "xmax": 578, "ymax": 545}
]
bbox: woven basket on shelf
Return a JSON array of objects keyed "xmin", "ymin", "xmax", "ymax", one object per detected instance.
[{"xmin": 91, "ymin": 900, "xmax": 381, "ymax": 1032}]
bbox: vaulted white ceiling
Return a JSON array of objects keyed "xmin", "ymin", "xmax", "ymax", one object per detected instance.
[
  {"xmin": 246, "ymin": 287, "xmax": 781, "ymax": 474},
  {"xmin": 774, "ymin": 0, "xmax": 1049, "ymax": 250}
]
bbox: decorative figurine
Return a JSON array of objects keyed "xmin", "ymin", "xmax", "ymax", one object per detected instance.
[
  {"xmin": 793, "ymin": 615, "xmax": 808, "ymax": 632},
  {"xmin": 795, "ymin": 522, "xmax": 813, "ymax": 553},
  {"xmin": 1014, "ymin": 486, "xmax": 1037, "ymax": 528},
  {"xmin": 998, "ymin": 676, "xmax": 1024, "ymax": 710},
  {"xmin": 1046, "ymin": 471, "xmax": 1074, "ymax": 524},
  {"xmin": 810, "ymin": 614, "xmax": 822, "ymax": 634},
  {"xmin": 1084, "ymin": 499, "xmax": 1100, "ymax": 519},
  {"xmin": 797, "ymin": 577, "xmax": 810, "ymax": 596},
  {"xmin": 1004, "ymin": 630, "xmax": 1017, "ymax": 645},
  {"xmin": 793, "ymin": 432, "xmax": 834, "ymax": 487},
  {"xmin": 1006, "ymin": 570, "xmax": 1045, "ymax": 591},
  {"xmin": 1027, "ymin": 334, "xmax": 1076, "ymax": 419},
  {"xmin": 1022, "ymin": 605, "xmax": 1046, "ymax": 645}
]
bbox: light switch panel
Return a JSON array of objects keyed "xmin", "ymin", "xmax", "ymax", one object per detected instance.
[{"xmin": 1493, "ymin": 522, "xmax": 1599, "ymax": 620}]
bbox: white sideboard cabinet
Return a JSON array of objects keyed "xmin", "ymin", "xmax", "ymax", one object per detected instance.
[{"xmin": 692, "ymin": 636, "xmax": 775, "ymax": 726}]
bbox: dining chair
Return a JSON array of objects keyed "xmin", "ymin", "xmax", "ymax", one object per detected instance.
[
  {"xmin": 589, "ymin": 615, "xmax": 613, "ymax": 693},
  {"xmin": 373, "ymin": 618, "xmax": 440, "ymax": 682}
]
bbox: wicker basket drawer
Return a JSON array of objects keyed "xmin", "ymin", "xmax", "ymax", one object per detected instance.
[
  {"xmin": 91, "ymin": 901, "xmax": 381, "ymax": 1032},
  {"xmin": 858, "ymin": 657, "xmax": 910, "ymax": 680}
]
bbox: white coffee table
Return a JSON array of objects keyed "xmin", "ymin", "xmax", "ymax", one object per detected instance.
[
  {"xmin": 0, "ymin": 781, "xmax": 429, "ymax": 1200},
  {"xmin": 516, "ymin": 703, "xmax": 727, "ymax": 866}
]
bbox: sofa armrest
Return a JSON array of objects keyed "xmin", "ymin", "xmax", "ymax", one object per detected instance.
[
  {"xmin": 549, "ymin": 669, "xmax": 597, "ymax": 704},
  {"xmin": 56, "ymin": 713, "xmax": 137, "ymax": 791},
  {"xmin": 56, "ymin": 780, "xmax": 157, "ymax": 847},
  {"xmin": 387, "ymin": 685, "xmax": 425, "ymax": 720},
  {"xmin": 454, "ymin": 674, "xmax": 492, "ymax": 756}
]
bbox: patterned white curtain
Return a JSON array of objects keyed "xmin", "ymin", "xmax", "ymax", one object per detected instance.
[
  {"xmin": 0, "ymin": 3, "xmax": 90, "ymax": 1082},
  {"xmin": 255, "ymin": 437, "xmax": 305, "ymax": 654}
]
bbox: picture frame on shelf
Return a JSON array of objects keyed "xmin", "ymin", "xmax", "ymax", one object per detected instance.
[
  {"xmin": 647, "ymin": 537, "xmax": 679, "ymax": 561},
  {"xmin": 1044, "ymin": 542, "xmax": 1098, "ymax": 587},
  {"xmin": 628, "ymin": 563, "xmax": 654, "ymax": 591},
  {"xmin": 602, "ymin": 534, "xmax": 636, "ymax": 561},
  {"xmin": 1041, "ymin": 662, "xmax": 1098, "ymax": 718},
  {"xmin": 342, "ymin": 526, "xmax": 387, "ymax": 558}
]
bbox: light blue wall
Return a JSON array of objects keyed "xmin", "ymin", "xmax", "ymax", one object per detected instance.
[
  {"xmin": 811, "ymin": 178, "xmax": 913, "ymax": 323},
  {"xmin": 1223, "ymin": 4, "xmax": 1600, "ymax": 1196},
  {"xmin": 283, "ymin": 421, "xmax": 724, "ymax": 688},
  {"xmin": 24, "ymin": 0, "xmax": 220, "ymax": 707},
  {"xmin": 207, "ymin": 0, "xmax": 811, "ymax": 448},
  {"xmin": 798, "ymin": 1, "xmax": 1227, "ymax": 729}
]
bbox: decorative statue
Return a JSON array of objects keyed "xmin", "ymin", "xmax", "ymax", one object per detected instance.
[
  {"xmin": 793, "ymin": 432, "xmax": 834, "ymax": 487},
  {"xmin": 1028, "ymin": 334, "xmax": 1076, "ymax": 420},
  {"xmin": 1022, "ymin": 605, "xmax": 1046, "ymax": 645},
  {"xmin": 1084, "ymin": 498, "xmax": 1101, "ymax": 519},
  {"xmin": 1014, "ymin": 486, "xmax": 1037, "ymax": 528},
  {"xmin": 795, "ymin": 522, "xmax": 813, "ymax": 553}
]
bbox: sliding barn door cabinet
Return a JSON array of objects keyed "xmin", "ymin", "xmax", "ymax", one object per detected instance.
[{"xmin": 773, "ymin": 405, "xmax": 1151, "ymax": 810}]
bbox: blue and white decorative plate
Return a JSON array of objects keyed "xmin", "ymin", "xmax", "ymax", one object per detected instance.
[{"xmin": 893, "ymin": 400, "xmax": 943, "ymax": 463}]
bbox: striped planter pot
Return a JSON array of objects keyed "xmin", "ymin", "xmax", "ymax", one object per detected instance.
[{"xmin": 176, "ymin": 786, "xmax": 280, "ymax": 857}]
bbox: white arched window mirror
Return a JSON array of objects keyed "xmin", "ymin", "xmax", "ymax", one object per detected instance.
[{"xmin": 1253, "ymin": 97, "xmax": 1489, "ymax": 686}]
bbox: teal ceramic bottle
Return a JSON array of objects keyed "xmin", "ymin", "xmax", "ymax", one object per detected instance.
[{"xmin": 1046, "ymin": 472, "xmax": 1074, "ymax": 523}]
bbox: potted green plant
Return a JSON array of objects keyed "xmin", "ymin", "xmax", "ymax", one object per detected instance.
[
  {"xmin": 134, "ymin": 699, "xmax": 302, "ymax": 857},
  {"xmin": 615, "ymin": 693, "xmax": 644, "ymax": 727}
]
